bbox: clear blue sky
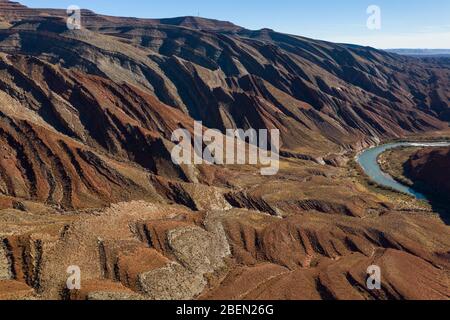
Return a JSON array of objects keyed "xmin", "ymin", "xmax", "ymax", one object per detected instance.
[{"xmin": 20, "ymin": 0, "xmax": 450, "ymax": 48}]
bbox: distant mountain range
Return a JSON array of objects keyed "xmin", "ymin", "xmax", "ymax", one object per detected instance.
[{"xmin": 386, "ymin": 49, "xmax": 450, "ymax": 57}]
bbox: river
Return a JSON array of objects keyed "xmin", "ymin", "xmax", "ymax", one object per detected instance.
[{"xmin": 356, "ymin": 141, "xmax": 450, "ymax": 200}]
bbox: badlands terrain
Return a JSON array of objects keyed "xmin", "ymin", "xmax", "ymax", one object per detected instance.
[
  {"xmin": 0, "ymin": 1, "xmax": 449, "ymax": 300},
  {"xmin": 380, "ymin": 146, "xmax": 450, "ymax": 209},
  {"xmin": 405, "ymin": 147, "xmax": 450, "ymax": 201}
]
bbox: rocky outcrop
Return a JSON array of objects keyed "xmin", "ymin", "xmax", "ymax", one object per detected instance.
[
  {"xmin": 405, "ymin": 147, "xmax": 450, "ymax": 203},
  {"xmin": 0, "ymin": 195, "xmax": 448, "ymax": 300},
  {"xmin": 0, "ymin": 243, "xmax": 11, "ymax": 280}
]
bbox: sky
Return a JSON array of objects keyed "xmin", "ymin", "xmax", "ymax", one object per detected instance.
[{"xmin": 20, "ymin": 0, "xmax": 450, "ymax": 49}]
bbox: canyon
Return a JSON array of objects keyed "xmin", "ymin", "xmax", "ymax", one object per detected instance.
[{"xmin": 0, "ymin": 0, "xmax": 448, "ymax": 300}]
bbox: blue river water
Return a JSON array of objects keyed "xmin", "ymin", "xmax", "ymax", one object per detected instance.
[{"xmin": 356, "ymin": 141, "xmax": 450, "ymax": 200}]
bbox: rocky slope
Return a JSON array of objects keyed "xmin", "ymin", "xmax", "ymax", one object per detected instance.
[
  {"xmin": 0, "ymin": 0, "xmax": 448, "ymax": 209},
  {"xmin": 405, "ymin": 147, "xmax": 450, "ymax": 202},
  {"xmin": 0, "ymin": 1, "xmax": 448, "ymax": 300},
  {"xmin": 1, "ymin": 195, "xmax": 449, "ymax": 300}
]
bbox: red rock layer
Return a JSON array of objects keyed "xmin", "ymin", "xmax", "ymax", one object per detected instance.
[{"xmin": 406, "ymin": 147, "xmax": 450, "ymax": 201}]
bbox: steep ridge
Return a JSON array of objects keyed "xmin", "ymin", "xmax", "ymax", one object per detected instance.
[
  {"xmin": 0, "ymin": 0, "xmax": 242, "ymax": 31},
  {"xmin": 0, "ymin": 1, "xmax": 448, "ymax": 152},
  {"xmin": 0, "ymin": 51, "xmax": 200, "ymax": 208},
  {"xmin": 0, "ymin": 3, "xmax": 447, "ymax": 209},
  {"xmin": 405, "ymin": 147, "xmax": 450, "ymax": 202}
]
